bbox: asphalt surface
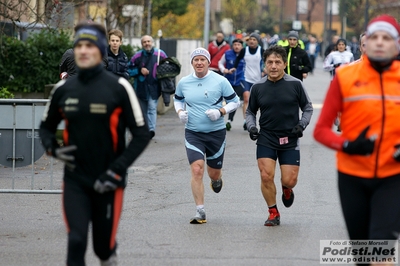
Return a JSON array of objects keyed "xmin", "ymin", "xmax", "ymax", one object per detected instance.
[{"xmin": 0, "ymin": 58, "xmax": 351, "ymax": 266}]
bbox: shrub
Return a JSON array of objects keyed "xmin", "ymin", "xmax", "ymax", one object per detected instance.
[
  {"xmin": 0, "ymin": 87, "xmax": 14, "ymax": 98},
  {"xmin": 121, "ymin": 43, "xmax": 141, "ymax": 60},
  {"xmin": 0, "ymin": 30, "xmax": 72, "ymax": 93}
]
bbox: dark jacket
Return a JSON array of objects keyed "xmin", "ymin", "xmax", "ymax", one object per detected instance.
[
  {"xmin": 106, "ymin": 46, "xmax": 129, "ymax": 79},
  {"xmin": 284, "ymin": 45, "xmax": 312, "ymax": 81},
  {"xmin": 127, "ymin": 48, "xmax": 167, "ymax": 101},
  {"xmin": 224, "ymin": 49, "xmax": 245, "ymax": 86},
  {"xmin": 59, "ymin": 48, "xmax": 108, "ymax": 79},
  {"xmin": 59, "ymin": 49, "xmax": 77, "ymax": 77},
  {"xmin": 40, "ymin": 65, "xmax": 150, "ymax": 187},
  {"xmin": 324, "ymin": 43, "xmax": 336, "ymax": 58},
  {"xmin": 156, "ymin": 57, "xmax": 181, "ymax": 106}
]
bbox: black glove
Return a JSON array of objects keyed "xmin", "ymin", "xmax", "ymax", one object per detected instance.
[
  {"xmin": 342, "ymin": 126, "xmax": 376, "ymax": 155},
  {"xmin": 292, "ymin": 64, "xmax": 303, "ymax": 71},
  {"xmin": 291, "ymin": 124, "xmax": 304, "ymax": 138},
  {"xmin": 333, "ymin": 63, "xmax": 341, "ymax": 68},
  {"xmin": 393, "ymin": 144, "xmax": 400, "ymax": 162},
  {"xmin": 93, "ymin": 170, "xmax": 126, "ymax": 194},
  {"xmin": 249, "ymin": 127, "xmax": 260, "ymax": 141},
  {"xmin": 49, "ymin": 145, "xmax": 77, "ymax": 170}
]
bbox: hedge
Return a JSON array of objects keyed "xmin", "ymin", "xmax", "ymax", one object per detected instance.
[
  {"xmin": 0, "ymin": 30, "xmax": 72, "ymax": 93},
  {"xmin": 0, "ymin": 30, "xmax": 139, "ymax": 93}
]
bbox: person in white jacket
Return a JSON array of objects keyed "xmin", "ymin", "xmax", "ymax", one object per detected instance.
[{"xmin": 323, "ymin": 38, "xmax": 354, "ymax": 79}]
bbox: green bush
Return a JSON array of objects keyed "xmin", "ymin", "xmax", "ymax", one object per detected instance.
[
  {"xmin": 121, "ymin": 43, "xmax": 141, "ymax": 60},
  {"xmin": 0, "ymin": 30, "xmax": 72, "ymax": 93},
  {"xmin": 0, "ymin": 87, "xmax": 14, "ymax": 98},
  {"xmin": 0, "ymin": 31, "xmax": 141, "ymax": 94}
]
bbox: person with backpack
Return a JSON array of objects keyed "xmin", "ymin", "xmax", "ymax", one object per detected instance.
[{"xmin": 128, "ymin": 35, "xmax": 167, "ymax": 139}]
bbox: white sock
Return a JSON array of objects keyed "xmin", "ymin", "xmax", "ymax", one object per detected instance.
[{"xmin": 196, "ymin": 205, "xmax": 204, "ymax": 210}]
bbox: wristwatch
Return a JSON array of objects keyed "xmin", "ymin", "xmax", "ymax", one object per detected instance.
[{"xmin": 219, "ymin": 109, "xmax": 224, "ymax": 117}]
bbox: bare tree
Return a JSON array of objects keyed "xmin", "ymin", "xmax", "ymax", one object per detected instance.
[
  {"xmin": 106, "ymin": 0, "xmax": 143, "ymax": 35},
  {"xmin": 305, "ymin": 0, "xmax": 322, "ymax": 34},
  {"xmin": 0, "ymin": 0, "xmax": 44, "ymax": 23},
  {"xmin": 0, "ymin": 0, "xmax": 80, "ymax": 33}
]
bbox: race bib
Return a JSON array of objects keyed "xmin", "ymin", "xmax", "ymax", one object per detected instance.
[{"xmin": 279, "ymin": 137, "xmax": 289, "ymax": 145}]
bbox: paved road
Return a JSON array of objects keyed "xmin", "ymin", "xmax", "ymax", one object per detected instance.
[{"xmin": 0, "ymin": 58, "xmax": 350, "ymax": 266}]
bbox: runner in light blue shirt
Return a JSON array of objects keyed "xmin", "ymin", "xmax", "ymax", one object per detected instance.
[{"xmin": 174, "ymin": 47, "xmax": 239, "ymax": 224}]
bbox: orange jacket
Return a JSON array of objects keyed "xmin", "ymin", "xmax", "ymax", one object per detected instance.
[{"xmin": 314, "ymin": 57, "xmax": 400, "ymax": 178}]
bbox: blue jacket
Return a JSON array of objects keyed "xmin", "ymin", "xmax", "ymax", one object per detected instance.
[
  {"xmin": 128, "ymin": 48, "xmax": 167, "ymax": 101},
  {"xmin": 224, "ymin": 50, "xmax": 245, "ymax": 86}
]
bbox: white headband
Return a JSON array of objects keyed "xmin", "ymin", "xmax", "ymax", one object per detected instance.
[{"xmin": 367, "ymin": 21, "xmax": 399, "ymax": 39}]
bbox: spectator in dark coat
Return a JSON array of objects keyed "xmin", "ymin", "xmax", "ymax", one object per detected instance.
[
  {"xmin": 127, "ymin": 35, "xmax": 167, "ymax": 139},
  {"xmin": 106, "ymin": 29, "xmax": 129, "ymax": 79}
]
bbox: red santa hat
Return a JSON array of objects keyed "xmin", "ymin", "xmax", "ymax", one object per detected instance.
[{"xmin": 366, "ymin": 15, "xmax": 400, "ymax": 39}]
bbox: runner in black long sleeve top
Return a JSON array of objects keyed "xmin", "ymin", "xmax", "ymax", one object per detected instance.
[
  {"xmin": 244, "ymin": 45, "xmax": 313, "ymax": 227},
  {"xmin": 40, "ymin": 22, "xmax": 150, "ymax": 266},
  {"xmin": 40, "ymin": 64, "xmax": 150, "ymax": 186}
]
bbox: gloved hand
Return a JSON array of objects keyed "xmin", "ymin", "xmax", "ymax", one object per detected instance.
[
  {"xmin": 205, "ymin": 109, "xmax": 221, "ymax": 121},
  {"xmin": 178, "ymin": 110, "xmax": 188, "ymax": 124},
  {"xmin": 51, "ymin": 145, "xmax": 77, "ymax": 170},
  {"xmin": 342, "ymin": 126, "xmax": 376, "ymax": 155},
  {"xmin": 249, "ymin": 127, "xmax": 260, "ymax": 141},
  {"xmin": 292, "ymin": 64, "xmax": 303, "ymax": 71},
  {"xmin": 333, "ymin": 63, "xmax": 342, "ymax": 68},
  {"xmin": 93, "ymin": 169, "xmax": 125, "ymax": 194},
  {"xmin": 393, "ymin": 144, "xmax": 400, "ymax": 162},
  {"xmin": 291, "ymin": 124, "xmax": 304, "ymax": 138}
]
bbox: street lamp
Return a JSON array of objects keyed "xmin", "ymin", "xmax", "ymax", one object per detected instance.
[
  {"xmin": 204, "ymin": 0, "xmax": 210, "ymax": 46},
  {"xmin": 364, "ymin": 0, "xmax": 370, "ymax": 30}
]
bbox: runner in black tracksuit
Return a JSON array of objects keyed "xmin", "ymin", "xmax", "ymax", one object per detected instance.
[{"xmin": 40, "ymin": 22, "xmax": 150, "ymax": 266}]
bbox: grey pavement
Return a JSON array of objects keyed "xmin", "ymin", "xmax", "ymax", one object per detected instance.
[{"xmin": 0, "ymin": 57, "xmax": 350, "ymax": 266}]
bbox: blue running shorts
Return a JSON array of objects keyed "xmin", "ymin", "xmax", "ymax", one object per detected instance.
[{"xmin": 185, "ymin": 128, "xmax": 226, "ymax": 169}]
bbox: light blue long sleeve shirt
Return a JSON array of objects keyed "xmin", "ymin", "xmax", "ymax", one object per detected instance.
[{"xmin": 174, "ymin": 71, "xmax": 239, "ymax": 133}]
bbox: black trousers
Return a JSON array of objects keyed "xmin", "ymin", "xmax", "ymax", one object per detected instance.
[
  {"xmin": 228, "ymin": 84, "xmax": 244, "ymax": 121},
  {"xmin": 338, "ymin": 171, "xmax": 400, "ymax": 240},
  {"xmin": 63, "ymin": 178, "xmax": 124, "ymax": 266}
]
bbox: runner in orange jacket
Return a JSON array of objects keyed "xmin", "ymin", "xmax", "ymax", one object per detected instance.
[{"xmin": 314, "ymin": 15, "xmax": 400, "ymax": 255}]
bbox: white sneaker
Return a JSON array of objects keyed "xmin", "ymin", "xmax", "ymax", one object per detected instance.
[{"xmin": 190, "ymin": 208, "xmax": 206, "ymax": 224}]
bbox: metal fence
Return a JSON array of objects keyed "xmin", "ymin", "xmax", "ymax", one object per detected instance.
[{"xmin": 0, "ymin": 99, "xmax": 63, "ymax": 194}]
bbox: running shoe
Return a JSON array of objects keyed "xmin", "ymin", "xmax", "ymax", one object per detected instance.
[
  {"xmin": 282, "ymin": 186, "xmax": 294, "ymax": 208},
  {"xmin": 210, "ymin": 178, "xmax": 223, "ymax": 193},
  {"xmin": 226, "ymin": 121, "xmax": 232, "ymax": 131},
  {"xmin": 150, "ymin": 130, "xmax": 155, "ymax": 139},
  {"xmin": 100, "ymin": 251, "xmax": 117, "ymax": 266},
  {"xmin": 190, "ymin": 208, "xmax": 207, "ymax": 224},
  {"xmin": 264, "ymin": 208, "xmax": 280, "ymax": 226}
]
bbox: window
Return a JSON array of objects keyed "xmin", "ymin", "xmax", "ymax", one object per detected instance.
[
  {"xmin": 298, "ymin": 0, "xmax": 308, "ymax": 14},
  {"xmin": 327, "ymin": 0, "xmax": 339, "ymax": 15}
]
